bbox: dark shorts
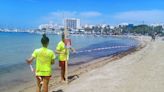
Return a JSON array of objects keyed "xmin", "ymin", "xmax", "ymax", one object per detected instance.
[
  {"xmin": 59, "ymin": 61, "xmax": 66, "ymax": 67},
  {"xmin": 36, "ymin": 76, "xmax": 51, "ymax": 80}
]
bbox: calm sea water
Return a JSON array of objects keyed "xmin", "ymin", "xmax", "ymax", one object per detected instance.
[{"xmin": 0, "ymin": 32, "xmax": 138, "ymax": 91}]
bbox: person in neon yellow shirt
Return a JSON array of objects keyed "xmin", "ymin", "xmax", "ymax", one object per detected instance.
[
  {"xmin": 56, "ymin": 32, "xmax": 75, "ymax": 82},
  {"xmin": 26, "ymin": 34, "xmax": 55, "ymax": 92}
]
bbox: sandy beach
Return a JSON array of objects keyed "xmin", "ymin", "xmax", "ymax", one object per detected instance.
[
  {"xmin": 1, "ymin": 35, "xmax": 138, "ymax": 92},
  {"xmin": 48, "ymin": 36, "xmax": 164, "ymax": 92},
  {"xmin": 1, "ymin": 0, "xmax": 164, "ymax": 92},
  {"xmin": 12, "ymin": 36, "xmax": 164, "ymax": 92}
]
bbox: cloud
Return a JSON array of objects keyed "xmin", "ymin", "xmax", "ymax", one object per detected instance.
[
  {"xmin": 40, "ymin": 11, "xmax": 103, "ymax": 24},
  {"xmin": 80, "ymin": 11, "xmax": 102, "ymax": 17},
  {"xmin": 41, "ymin": 11, "xmax": 77, "ymax": 24},
  {"xmin": 50, "ymin": 11, "xmax": 77, "ymax": 18},
  {"xmin": 113, "ymin": 10, "xmax": 164, "ymax": 23},
  {"xmin": 39, "ymin": 10, "xmax": 164, "ymax": 25}
]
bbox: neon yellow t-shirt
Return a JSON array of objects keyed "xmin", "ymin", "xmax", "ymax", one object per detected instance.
[
  {"xmin": 56, "ymin": 41, "xmax": 69, "ymax": 61},
  {"xmin": 32, "ymin": 47, "xmax": 55, "ymax": 76}
]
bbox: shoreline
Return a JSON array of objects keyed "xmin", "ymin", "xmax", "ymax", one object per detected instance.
[
  {"xmin": 18, "ymin": 36, "xmax": 146, "ymax": 92},
  {"xmin": 0, "ymin": 36, "xmax": 144, "ymax": 92}
]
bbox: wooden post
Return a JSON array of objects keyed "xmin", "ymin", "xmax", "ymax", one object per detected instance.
[
  {"xmin": 64, "ymin": 26, "xmax": 68, "ymax": 84},
  {"xmin": 65, "ymin": 54, "xmax": 68, "ymax": 84},
  {"xmin": 64, "ymin": 26, "xmax": 71, "ymax": 84},
  {"xmin": 64, "ymin": 39, "xmax": 71, "ymax": 84}
]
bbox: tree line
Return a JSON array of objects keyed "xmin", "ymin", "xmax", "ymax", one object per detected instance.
[{"xmin": 83, "ymin": 24, "xmax": 164, "ymax": 36}]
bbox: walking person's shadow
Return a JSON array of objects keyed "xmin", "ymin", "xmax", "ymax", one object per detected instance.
[
  {"xmin": 68, "ymin": 75, "xmax": 79, "ymax": 83},
  {"xmin": 52, "ymin": 89, "xmax": 64, "ymax": 92},
  {"xmin": 52, "ymin": 75, "xmax": 79, "ymax": 92}
]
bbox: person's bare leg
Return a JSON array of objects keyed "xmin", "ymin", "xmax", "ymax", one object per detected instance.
[
  {"xmin": 61, "ymin": 64, "xmax": 65, "ymax": 81},
  {"xmin": 43, "ymin": 76, "xmax": 50, "ymax": 92},
  {"xmin": 61, "ymin": 69, "xmax": 63, "ymax": 81},
  {"xmin": 36, "ymin": 76, "xmax": 42, "ymax": 92},
  {"xmin": 63, "ymin": 63, "xmax": 66, "ymax": 81}
]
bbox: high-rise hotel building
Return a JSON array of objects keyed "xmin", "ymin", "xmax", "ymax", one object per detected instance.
[{"xmin": 64, "ymin": 18, "xmax": 80, "ymax": 30}]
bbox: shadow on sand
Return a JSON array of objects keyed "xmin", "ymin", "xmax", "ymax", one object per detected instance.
[
  {"xmin": 68, "ymin": 75, "xmax": 79, "ymax": 83},
  {"xmin": 52, "ymin": 89, "xmax": 64, "ymax": 92},
  {"xmin": 52, "ymin": 75, "xmax": 79, "ymax": 92}
]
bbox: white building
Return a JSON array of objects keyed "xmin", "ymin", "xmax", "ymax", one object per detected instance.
[
  {"xmin": 64, "ymin": 18, "xmax": 80, "ymax": 30},
  {"xmin": 38, "ymin": 23, "xmax": 60, "ymax": 30},
  {"xmin": 83, "ymin": 24, "xmax": 94, "ymax": 29}
]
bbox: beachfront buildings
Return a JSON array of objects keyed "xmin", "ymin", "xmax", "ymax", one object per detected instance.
[
  {"xmin": 64, "ymin": 18, "xmax": 80, "ymax": 30},
  {"xmin": 38, "ymin": 22, "xmax": 64, "ymax": 30}
]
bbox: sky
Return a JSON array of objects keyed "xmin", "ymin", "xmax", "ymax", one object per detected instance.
[{"xmin": 0, "ymin": 0, "xmax": 164, "ymax": 28}]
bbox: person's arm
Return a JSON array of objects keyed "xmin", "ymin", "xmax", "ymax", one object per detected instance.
[
  {"xmin": 55, "ymin": 50, "xmax": 65, "ymax": 54},
  {"xmin": 70, "ymin": 47, "xmax": 76, "ymax": 53},
  {"xmin": 51, "ymin": 51, "xmax": 56, "ymax": 64},
  {"xmin": 26, "ymin": 49, "xmax": 37, "ymax": 64},
  {"xmin": 55, "ymin": 42, "xmax": 66, "ymax": 54},
  {"xmin": 26, "ymin": 56, "xmax": 35, "ymax": 64},
  {"xmin": 51, "ymin": 59, "xmax": 55, "ymax": 64}
]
